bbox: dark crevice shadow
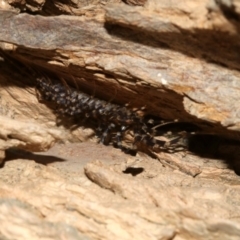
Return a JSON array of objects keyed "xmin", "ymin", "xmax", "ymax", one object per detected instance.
[
  {"xmin": 104, "ymin": 22, "xmax": 240, "ymax": 71},
  {"xmin": 7, "ymin": 0, "xmax": 73, "ymax": 16},
  {"xmin": 187, "ymin": 134, "xmax": 240, "ymax": 175},
  {"xmin": 216, "ymin": 0, "xmax": 240, "ymax": 22},
  {"xmin": 123, "ymin": 167, "xmax": 144, "ymax": 176},
  {"xmin": 2, "ymin": 148, "xmax": 66, "ymax": 167},
  {"xmin": 0, "ymin": 50, "xmax": 37, "ymax": 88}
]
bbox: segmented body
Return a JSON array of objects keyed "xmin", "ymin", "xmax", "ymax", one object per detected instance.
[{"xmin": 36, "ymin": 77, "xmax": 188, "ymax": 154}]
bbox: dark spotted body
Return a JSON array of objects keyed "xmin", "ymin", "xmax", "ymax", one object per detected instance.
[{"xmin": 36, "ymin": 77, "xmax": 189, "ymax": 154}]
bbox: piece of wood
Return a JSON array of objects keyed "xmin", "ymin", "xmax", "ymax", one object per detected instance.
[
  {"xmin": 0, "ymin": 9, "xmax": 239, "ymax": 140},
  {"xmin": 0, "ymin": 2, "xmax": 240, "ymax": 240}
]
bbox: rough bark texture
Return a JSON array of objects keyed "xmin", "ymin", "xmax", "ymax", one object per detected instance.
[
  {"xmin": 0, "ymin": 0, "xmax": 240, "ymax": 239},
  {"xmin": 0, "ymin": 115, "xmax": 65, "ymax": 163}
]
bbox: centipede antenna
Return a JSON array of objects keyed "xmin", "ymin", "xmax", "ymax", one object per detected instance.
[
  {"xmin": 91, "ymin": 78, "xmax": 96, "ymax": 98},
  {"xmin": 60, "ymin": 77, "xmax": 71, "ymax": 91},
  {"xmin": 151, "ymin": 121, "xmax": 179, "ymax": 130},
  {"xmin": 69, "ymin": 74, "xmax": 80, "ymax": 91},
  {"xmin": 106, "ymin": 83, "xmax": 118, "ymax": 104}
]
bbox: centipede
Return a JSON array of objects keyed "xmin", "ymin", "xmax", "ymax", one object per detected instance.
[{"xmin": 36, "ymin": 76, "xmax": 191, "ymax": 156}]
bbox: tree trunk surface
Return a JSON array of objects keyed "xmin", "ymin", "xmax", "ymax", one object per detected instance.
[{"xmin": 0, "ymin": 1, "xmax": 240, "ymax": 240}]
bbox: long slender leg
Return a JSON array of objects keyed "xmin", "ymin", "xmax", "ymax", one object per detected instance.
[{"xmin": 100, "ymin": 123, "xmax": 116, "ymax": 145}]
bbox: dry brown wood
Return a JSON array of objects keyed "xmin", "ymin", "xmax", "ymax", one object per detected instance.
[
  {"xmin": 0, "ymin": 2, "xmax": 240, "ymax": 240},
  {"xmin": 0, "ymin": 9, "xmax": 240, "ymax": 140}
]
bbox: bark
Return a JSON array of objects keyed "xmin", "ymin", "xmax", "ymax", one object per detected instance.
[
  {"xmin": 0, "ymin": 7, "xmax": 239, "ymax": 137},
  {"xmin": 0, "ymin": 1, "xmax": 240, "ymax": 240}
]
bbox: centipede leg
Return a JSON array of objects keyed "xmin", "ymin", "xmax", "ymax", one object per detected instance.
[
  {"xmin": 101, "ymin": 123, "xmax": 116, "ymax": 145},
  {"xmin": 112, "ymin": 125, "xmax": 129, "ymax": 149}
]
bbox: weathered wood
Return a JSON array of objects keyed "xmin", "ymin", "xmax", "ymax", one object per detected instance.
[
  {"xmin": 0, "ymin": 146, "xmax": 240, "ymax": 240},
  {"xmin": 0, "ymin": 2, "xmax": 240, "ymax": 240},
  {"xmin": 0, "ymin": 9, "xmax": 240, "ymax": 140},
  {"xmin": 0, "ymin": 115, "xmax": 64, "ymax": 163}
]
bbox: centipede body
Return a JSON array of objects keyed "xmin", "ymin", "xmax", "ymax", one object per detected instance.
[{"xmin": 36, "ymin": 76, "xmax": 190, "ymax": 155}]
